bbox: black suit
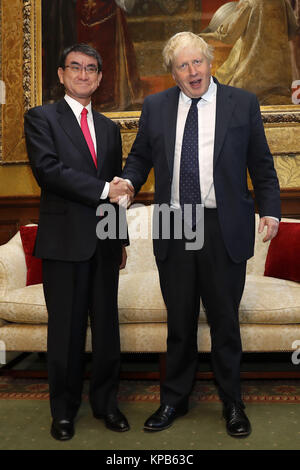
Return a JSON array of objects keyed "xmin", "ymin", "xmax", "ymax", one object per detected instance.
[
  {"xmin": 122, "ymin": 79, "xmax": 281, "ymax": 407},
  {"xmin": 24, "ymin": 98, "xmax": 125, "ymax": 419}
]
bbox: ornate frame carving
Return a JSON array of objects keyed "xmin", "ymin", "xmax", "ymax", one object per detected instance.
[
  {"xmin": 0, "ymin": 0, "xmax": 299, "ymax": 195},
  {"xmin": 0, "ymin": 0, "xmax": 41, "ymax": 164}
]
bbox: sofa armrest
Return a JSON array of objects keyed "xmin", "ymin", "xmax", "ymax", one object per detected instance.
[
  {"xmin": 0, "ymin": 231, "xmax": 27, "ymax": 297},
  {"xmin": 121, "ymin": 204, "xmax": 157, "ymax": 275}
]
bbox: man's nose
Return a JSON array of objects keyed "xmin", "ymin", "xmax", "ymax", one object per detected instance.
[
  {"xmin": 78, "ymin": 67, "xmax": 88, "ymax": 78},
  {"xmin": 188, "ymin": 63, "xmax": 198, "ymax": 75}
]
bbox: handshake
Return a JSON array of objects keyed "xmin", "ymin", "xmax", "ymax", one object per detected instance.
[{"xmin": 109, "ymin": 177, "xmax": 135, "ymax": 208}]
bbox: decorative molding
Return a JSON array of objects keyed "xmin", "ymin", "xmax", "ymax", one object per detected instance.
[
  {"xmin": 23, "ymin": 0, "xmax": 32, "ymax": 112},
  {"xmin": 0, "ymin": 0, "xmax": 41, "ymax": 165},
  {"xmin": 0, "ymin": 0, "xmax": 2, "ymax": 162},
  {"xmin": 106, "ymin": 107, "xmax": 300, "ymax": 129},
  {"xmin": 116, "ymin": 119, "xmax": 140, "ymax": 130},
  {"xmin": 262, "ymin": 113, "xmax": 300, "ymax": 125},
  {"xmin": 0, "ymin": 160, "xmax": 31, "ymax": 166},
  {"xmin": 0, "ymin": 195, "xmax": 40, "ymax": 207},
  {"xmin": 104, "ymin": 111, "xmax": 141, "ymax": 131},
  {"xmin": 260, "ymin": 106, "xmax": 300, "ymax": 124}
]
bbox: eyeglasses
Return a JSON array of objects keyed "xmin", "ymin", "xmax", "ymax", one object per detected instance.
[{"xmin": 64, "ymin": 64, "xmax": 99, "ymax": 74}]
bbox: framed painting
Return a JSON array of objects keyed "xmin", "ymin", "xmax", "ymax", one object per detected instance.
[
  {"xmin": 41, "ymin": 0, "xmax": 300, "ymax": 110},
  {"xmin": 0, "ymin": 0, "xmax": 300, "ymax": 199}
]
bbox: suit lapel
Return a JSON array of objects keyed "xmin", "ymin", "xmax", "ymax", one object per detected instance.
[
  {"xmin": 213, "ymin": 79, "xmax": 236, "ymax": 167},
  {"xmin": 92, "ymin": 109, "xmax": 108, "ymax": 175},
  {"xmin": 56, "ymin": 99, "xmax": 98, "ymax": 172},
  {"xmin": 162, "ymin": 86, "xmax": 180, "ymax": 177}
]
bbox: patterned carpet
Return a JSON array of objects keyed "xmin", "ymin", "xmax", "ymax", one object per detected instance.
[
  {"xmin": 1, "ymin": 377, "xmax": 300, "ymax": 403},
  {"xmin": 1, "ymin": 377, "xmax": 300, "ymax": 450}
]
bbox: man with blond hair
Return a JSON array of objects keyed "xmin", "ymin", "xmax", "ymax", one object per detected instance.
[{"xmin": 113, "ymin": 32, "xmax": 281, "ymax": 437}]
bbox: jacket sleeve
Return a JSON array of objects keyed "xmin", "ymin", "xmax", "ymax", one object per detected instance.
[
  {"xmin": 247, "ymin": 94, "xmax": 281, "ymax": 220},
  {"xmin": 121, "ymin": 97, "xmax": 153, "ymax": 194}
]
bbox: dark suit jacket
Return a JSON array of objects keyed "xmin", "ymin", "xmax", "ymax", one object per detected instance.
[
  {"xmin": 122, "ymin": 78, "xmax": 281, "ymax": 263},
  {"xmin": 24, "ymin": 98, "xmax": 125, "ymax": 262}
]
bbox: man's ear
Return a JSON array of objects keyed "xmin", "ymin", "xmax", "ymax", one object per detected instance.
[
  {"xmin": 57, "ymin": 67, "xmax": 64, "ymax": 85},
  {"xmin": 97, "ymin": 71, "xmax": 103, "ymax": 88}
]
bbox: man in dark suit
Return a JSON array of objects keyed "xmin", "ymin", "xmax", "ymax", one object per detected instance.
[
  {"xmin": 112, "ymin": 32, "xmax": 281, "ymax": 437},
  {"xmin": 24, "ymin": 43, "xmax": 133, "ymax": 441}
]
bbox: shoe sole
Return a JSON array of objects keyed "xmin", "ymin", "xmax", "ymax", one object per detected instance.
[
  {"xmin": 226, "ymin": 430, "xmax": 251, "ymax": 438},
  {"xmin": 50, "ymin": 430, "xmax": 74, "ymax": 441},
  {"xmin": 143, "ymin": 422, "xmax": 172, "ymax": 432},
  {"xmin": 225, "ymin": 425, "xmax": 252, "ymax": 438},
  {"xmin": 105, "ymin": 423, "xmax": 130, "ymax": 432}
]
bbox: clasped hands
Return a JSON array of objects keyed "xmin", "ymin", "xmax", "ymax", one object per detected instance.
[
  {"xmin": 108, "ymin": 180, "xmax": 280, "ymax": 242},
  {"xmin": 109, "ymin": 177, "xmax": 134, "ymax": 208}
]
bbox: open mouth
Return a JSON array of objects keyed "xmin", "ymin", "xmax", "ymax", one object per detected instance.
[{"xmin": 190, "ymin": 79, "xmax": 202, "ymax": 88}]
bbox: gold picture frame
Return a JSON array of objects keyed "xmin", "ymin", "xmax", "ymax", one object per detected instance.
[
  {"xmin": 0, "ymin": 0, "xmax": 300, "ymax": 198},
  {"xmin": 1, "ymin": 0, "xmax": 41, "ymax": 164}
]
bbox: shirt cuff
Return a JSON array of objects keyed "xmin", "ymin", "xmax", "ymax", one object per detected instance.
[
  {"xmin": 125, "ymin": 179, "xmax": 134, "ymax": 188},
  {"xmin": 262, "ymin": 216, "xmax": 279, "ymax": 223},
  {"xmin": 100, "ymin": 182, "xmax": 110, "ymax": 200}
]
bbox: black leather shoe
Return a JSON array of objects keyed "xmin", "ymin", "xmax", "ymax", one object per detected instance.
[
  {"xmin": 144, "ymin": 404, "xmax": 188, "ymax": 432},
  {"xmin": 223, "ymin": 403, "xmax": 251, "ymax": 437},
  {"xmin": 51, "ymin": 419, "xmax": 74, "ymax": 441},
  {"xmin": 94, "ymin": 409, "xmax": 130, "ymax": 432}
]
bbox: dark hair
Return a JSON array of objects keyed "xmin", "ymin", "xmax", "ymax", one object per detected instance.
[{"xmin": 59, "ymin": 43, "xmax": 102, "ymax": 73}]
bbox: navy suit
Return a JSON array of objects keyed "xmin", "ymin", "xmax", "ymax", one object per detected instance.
[
  {"xmin": 122, "ymin": 78, "xmax": 280, "ymax": 407},
  {"xmin": 24, "ymin": 99, "xmax": 125, "ymax": 419},
  {"xmin": 123, "ymin": 79, "xmax": 280, "ymax": 262},
  {"xmin": 25, "ymin": 98, "xmax": 123, "ymax": 262}
]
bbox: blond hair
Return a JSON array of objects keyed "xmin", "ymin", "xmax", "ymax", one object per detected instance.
[{"xmin": 162, "ymin": 32, "xmax": 214, "ymax": 71}]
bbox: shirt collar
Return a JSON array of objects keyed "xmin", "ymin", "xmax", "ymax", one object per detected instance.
[
  {"xmin": 180, "ymin": 76, "xmax": 217, "ymax": 104},
  {"xmin": 64, "ymin": 94, "xmax": 93, "ymax": 120}
]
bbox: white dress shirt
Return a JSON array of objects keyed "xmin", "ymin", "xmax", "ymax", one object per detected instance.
[
  {"xmin": 171, "ymin": 77, "xmax": 217, "ymax": 209},
  {"xmin": 170, "ymin": 81, "xmax": 278, "ymax": 223},
  {"xmin": 64, "ymin": 94, "xmax": 109, "ymax": 199}
]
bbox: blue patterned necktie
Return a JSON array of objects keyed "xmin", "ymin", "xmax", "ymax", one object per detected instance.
[{"xmin": 179, "ymin": 97, "xmax": 201, "ymax": 228}]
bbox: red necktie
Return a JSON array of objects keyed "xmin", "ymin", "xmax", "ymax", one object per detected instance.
[{"xmin": 81, "ymin": 108, "xmax": 97, "ymax": 168}]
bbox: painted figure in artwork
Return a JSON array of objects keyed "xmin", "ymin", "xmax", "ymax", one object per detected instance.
[
  {"xmin": 77, "ymin": 0, "xmax": 143, "ymax": 110},
  {"xmin": 201, "ymin": 0, "xmax": 299, "ymax": 104},
  {"xmin": 289, "ymin": 0, "xmax": 300, "ymax": 79}
]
